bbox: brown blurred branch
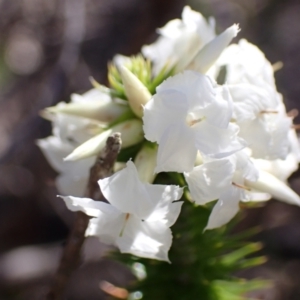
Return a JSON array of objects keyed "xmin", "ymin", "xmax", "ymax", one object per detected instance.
[{"xmin": 46, "ymin": 133, "xmax": 122, "ymax": 300}]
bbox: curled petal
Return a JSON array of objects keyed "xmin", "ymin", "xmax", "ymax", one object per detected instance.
[
  {"xmin": 59, "ymin": 195, "xmax": 115, "ymax": 218},
  {"xmin": 205, "ymin": 186, "xmax": 240, "ymax": 230},
  {"xmin": 155, "ymin": 123, "xmax": 197, "ymax": 173},
  {"xmin": 194, "ymin": 121, "xmax": 246, "ymax": 158},
  {"xmin": 145, "ymin": 184, "xmax": 183, "ymax": 226},
  {"xmin": 185, "ymin": 158, "xmax": 234, "ymax": 205}
]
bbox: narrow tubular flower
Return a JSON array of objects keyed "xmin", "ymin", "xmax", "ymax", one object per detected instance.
[
  {"xmin": 143, "ymin": 70, "xmax": 246, "ymax": 173},
  {"xmin": 187, "ymin": 24, "xmax": 240, "ymax": 73},
  {"xmin": 64, "ymin": 119, "xmax": 144, "ymax": 161},
  {"xmin": 46, "ymin": 89, "xmax": 129, "ymax": 123},
  {"xmin": 60, "ymin": 161, "xmax": 183, "ymax": 262}
]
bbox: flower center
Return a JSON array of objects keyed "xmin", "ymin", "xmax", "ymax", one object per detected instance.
[{"xmin": 186, "ymin": 112, "xmax": 203, "ymax": 127}]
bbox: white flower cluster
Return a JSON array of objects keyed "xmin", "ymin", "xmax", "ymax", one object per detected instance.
[{"xmin": 38, "ymin": 6, "xmax": 300, "ymax": 262}]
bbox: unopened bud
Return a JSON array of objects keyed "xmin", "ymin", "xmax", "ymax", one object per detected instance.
[
  {"xmin": 64, "ymin": 119, "xmax": 144, "ymax": 161},
  {"xmin": 134, "ymin": 144, "xmax": 158, "ymax": 183},
  {"xmin": 188, "ymin": 24, "xmax": 240, "ymax": 73},
  {"xmin": 120, "ymin": 67, "xmax": 152, "ymax": 118},
  {"xmin": 245, "ymin": 170, "xmax": 300, "ymax": 206},
  {"xmin": 46, "ymin": 90, "xmax": 129, "ymax": 123}
]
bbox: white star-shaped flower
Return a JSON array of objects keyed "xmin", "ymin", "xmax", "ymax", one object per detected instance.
[
  {"xmin": 184, "ymin": 151, "xmax": 258, "ymax": 230},
  {"xmin": 143, "ymin": 70, "xmax": 246, "ymax": 173},
  {"xmin": 60, "ymin": 161, "xmax": 183, "ymax": 262}
]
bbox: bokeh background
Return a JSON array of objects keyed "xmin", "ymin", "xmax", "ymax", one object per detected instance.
[{"xmin": 0, "ymin": 0, "xmax": 300, "ymax": 299}]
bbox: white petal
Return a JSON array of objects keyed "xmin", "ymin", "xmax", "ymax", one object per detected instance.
[
  {"xmin": 205, "ymin": 186, "xmax": 240, "ymax": 230},
  {"xmin": 116, "ymin": 216, "xmax": 172, "ymax": 262},
  {"xmin": 99, "ymin": 161, "xmax": 155, "ymax": 219},
  {"xmin": 203, "ymin": 85, "xmax": 233, "ymax": 128},
  {"xmin": 239, "ymin": 114, "xmax": 291, "ymax": 160},
  {"xmin": 156, "ymin": 71, "xmax": 216, "ymax": 110},
  {"xmin": 194, "ymin": 121, "xmax": 246, "ymax": 158},
  {"xmin": 57, "ymin": 174, "xmax": 88, "ymax": 197},
  {"xmin": 228, "ymin": 84, "xmax": 271, "ymax": 122},
  {"xmin": 59, "ymin": 195, "xmax": 110, "ymax": 217},
  {"xmin": 155, "ymin": 123, "xmax": 197, "ymax": 173},
  {"xmin": 235, "ymin": 151, "xmax": 259, "ymax": 182},
  {"xmin": 243, "ymin": 191, "xmax": 271, "ymax": 202},
  {"xmin": 144, "ymin": 184, "xmax": 183, "ymax": 226},
  {"xmin": 143, "ymin": 89, "xmax": 188, "ymax": 143},
  {"xmin": 185, "ymin": 159, "xmax": 234, "ymax": 205},
  {"xmin": 245, "ymin": 170, "xmax": 300, "ymax": 206},
  {"xmin": 37, "ymin": 136, "xmax": 74, "ymax": 173},
  {"xmin": 188, "ymin": 24, "xmax": 240, "ymax": 73},
  {"xmin": 86, "ymin": 211, "xmax": 125, "ymax": 245}
]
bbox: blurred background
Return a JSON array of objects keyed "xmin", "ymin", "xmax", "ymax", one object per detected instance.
[{"xmin": 0, "ymin": 0, "xmax": 300, "ymax": 299}]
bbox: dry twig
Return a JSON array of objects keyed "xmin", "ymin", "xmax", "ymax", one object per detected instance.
[{"xmin": 46, "ymin": 133, "xmax": 122, "ymax": 300}]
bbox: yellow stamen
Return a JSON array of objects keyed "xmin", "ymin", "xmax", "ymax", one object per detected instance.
[
  {"xmin": 232, "ymin": 182, "xmax": 251, "ymax": 191},
  {"xmin": 260, "ymin": 110, "xmax": 278, "ymax": 114}
]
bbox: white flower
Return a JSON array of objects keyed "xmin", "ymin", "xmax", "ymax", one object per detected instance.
[
  {"xmin": 238, "ymin": 109, "xmax": 292, "ymax": 160},
  {"xmin": 217, "ymin": 39, "xmax": 292, "ymax": 160},
  {"xmin": 247, "ymin": 128, "xmax": 300, "ymax": 205},
  {"xmin": 46, "ymin": 88, "xmax": 129, "ymax": 123},
  {"xmin": 37, "ymin": 112, "xmax": 100, "ymax": 196},
  {"xmin": 60, "ymin": 161, "xmax": 183, "ymax": 262},
  {"xmin": 143, "ymin": 71, "xmax": 246, "ymax": 173},
  {"xmin": 184, "ymin": 151, "xmax": 258, "ymax": 230},
  {"xmin": 216, "ymin": 39, "xmax": 276, "ymax": 88},
  {"xmin": 252, "ymin": 129, "xmax": 300, "ymax": 181},
  {"xmin": 142, "ymin": 6, "xmax": 216, "ymax": 75}
]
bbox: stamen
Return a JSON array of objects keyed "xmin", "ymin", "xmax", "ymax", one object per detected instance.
[
  {"xmin": 260, "ymin": 110, "xmax": 278, "ymax": 114},
  {"xmin": 119, "ymin": 213, "xmax": 130, "ymax": 237},
  {"xmin": 189, "ymin": 119, "xmax": 202, "ymax": 126},
  {"xmin": 232, "ymin": 182, "xmax": 251, "ymax": 191}
]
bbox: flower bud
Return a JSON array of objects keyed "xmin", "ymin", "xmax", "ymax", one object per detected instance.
[
  {"xmin": 187, "ymin": 24, "xmax": 240, "ymax": 73},
  {"xmin": 134, "ymin": 144, "xmax": 157, "ymax": 183},
  {"xmin": 46, "ymin": 89, "xmax": 129, "ymax": 123},
  {"xmin": 120, "ymin": 67, "xmax": 152, "ymax": 118},
  {"xmin": 64, "ymin": 119, "xmax": 144, "ymax": 161},
  {"xmin": 245, "ymin": 170, "xmax": 300, "ymax": 205}
]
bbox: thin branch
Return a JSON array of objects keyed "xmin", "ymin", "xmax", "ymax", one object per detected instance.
[{"xmin": 46, "ymin": 133, "xmax": 122, "ymax": 300}]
